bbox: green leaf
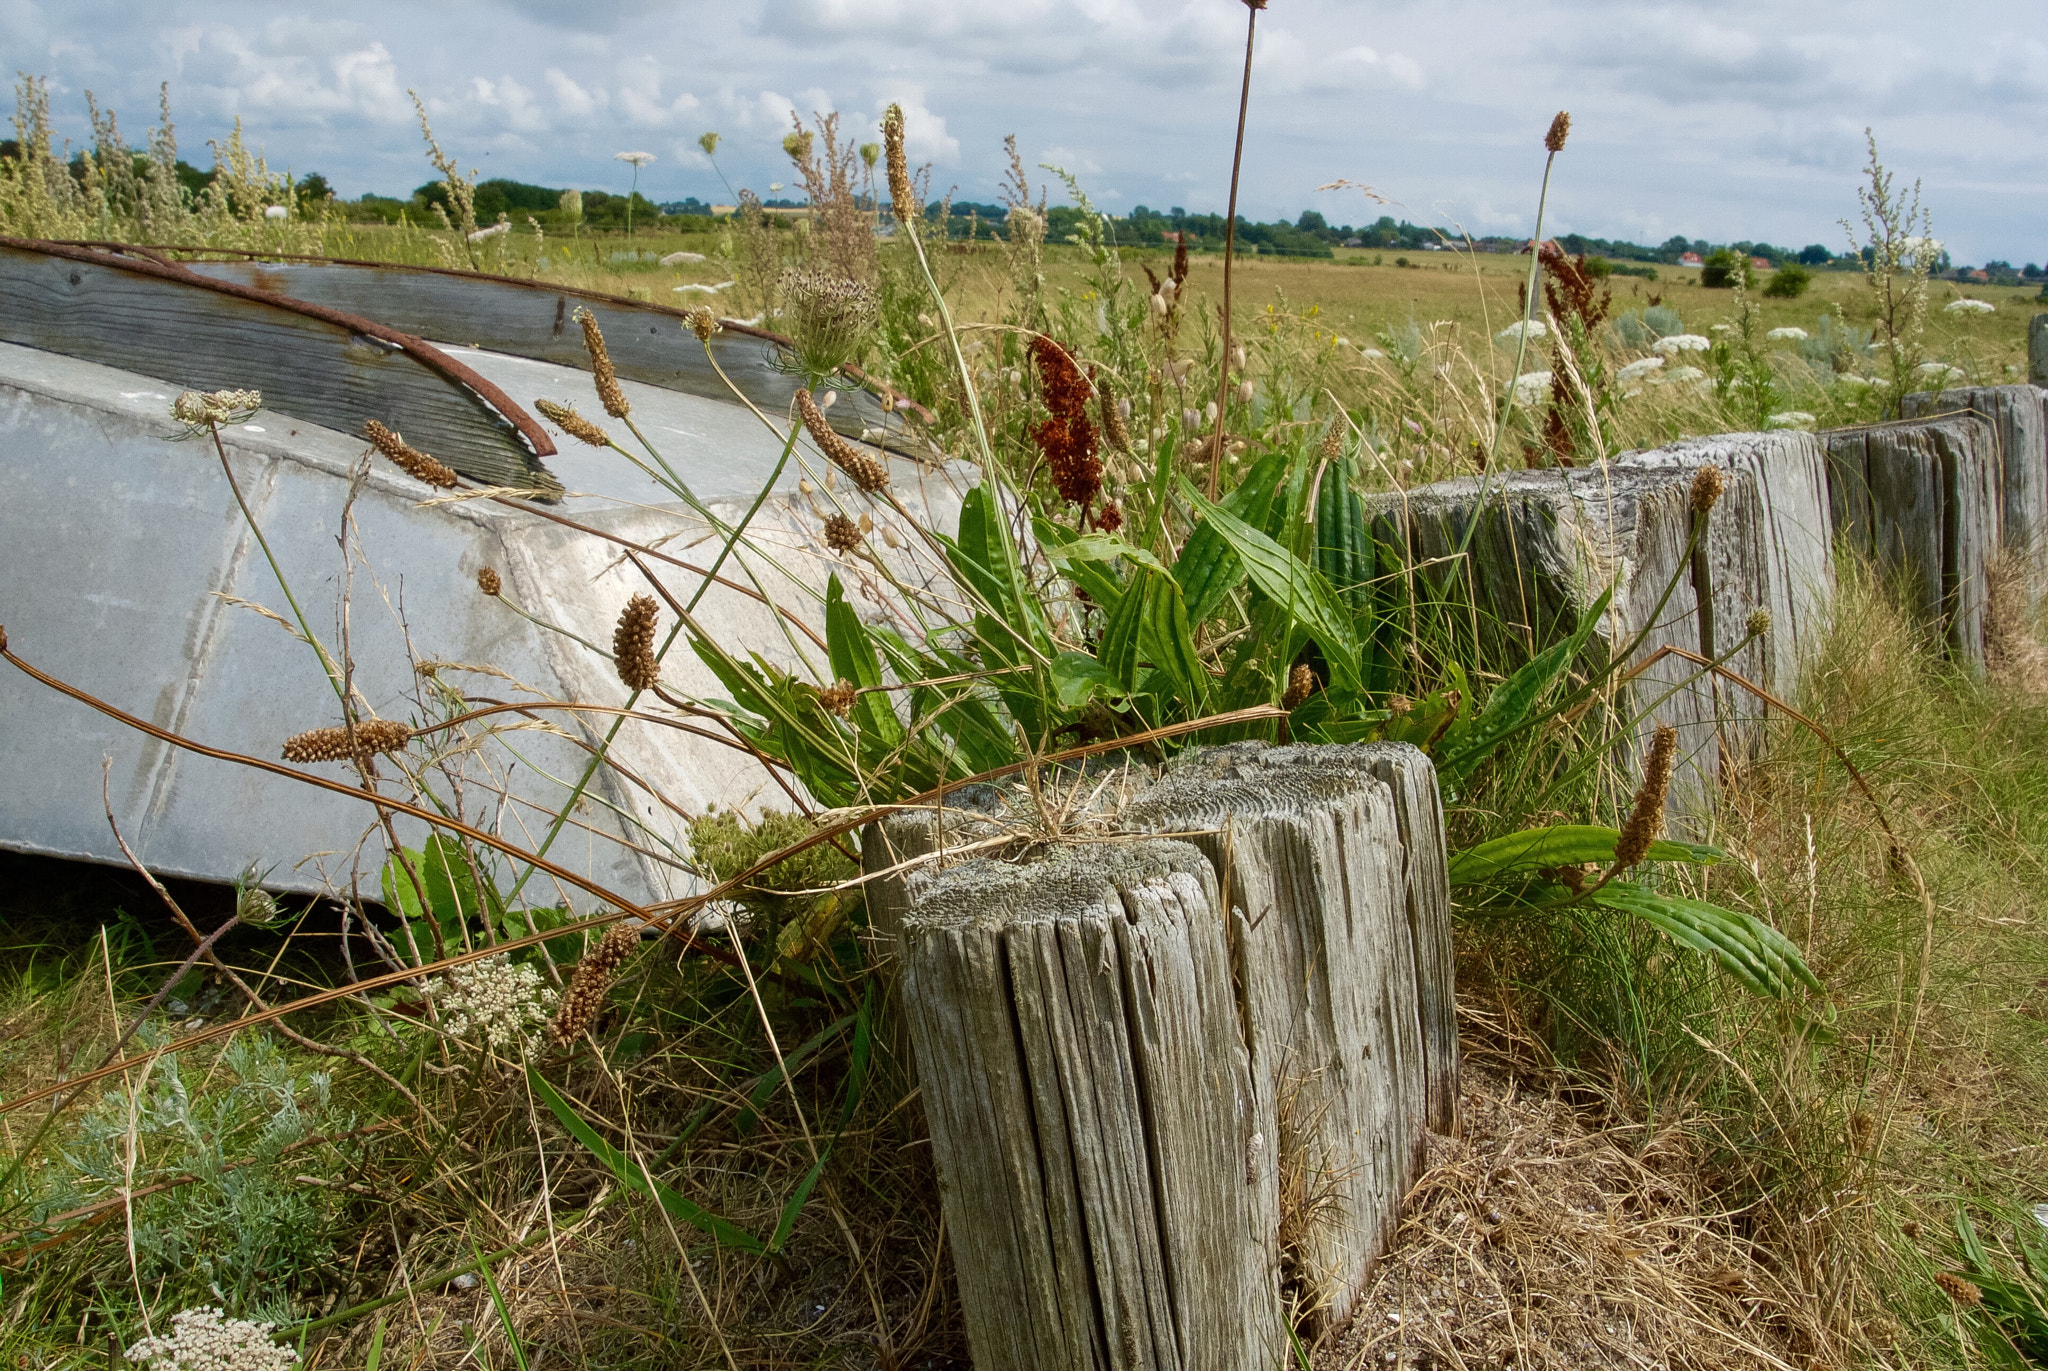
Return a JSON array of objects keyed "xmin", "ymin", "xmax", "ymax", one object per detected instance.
[
  {"xmin": 825, "ymin": 575, "xmax": 904, "ymax": 746},
  {"xmin": 1589, "ymin": 883, "xmax": 1821, "ymax": 999},
  {"xmin": 1175, "ymin": 451, "xmax": 1288, "ymax": 623},
  {"xmin": 1051, "ymin": 651, "xmax": 1127, "ymax": 709},
  {"xmin": 1041, "ymin": 528, "xmax": 1170, "ymax": 579},
  {"xmin": 527, "ymin": 1067, "xmax": 767, "ymax": 1252},
  {"xmin": 471, "ymin": 1245, "xmax": 530, "ymax": 1371},
  {"xmin": 1098, "ymin": 572, "xmax": 1148, "ymax": 693},
  {"xmin": 1179, "ymin": 478, "xmax": 1360, "ymax": 690},
  {"xmin": 1438, "ymin": 585, "xmax": 1614, "ymax": 782},
  {"xmin": 1139, "ymin": 573, "xmax": 1209, "ymax": 710},
  {"xmin": 1449, "ymin": 825, "xmax": 1722, "ymax": 885}
]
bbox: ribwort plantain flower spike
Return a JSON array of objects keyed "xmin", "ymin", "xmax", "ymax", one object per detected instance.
[
  {"xmin": 363, "ymin": 420, "xmax": 459, "ymax": 487},
  {"xmin": 575, "ymin": 307, "xmax": 630, "ymax": 418},
  {"xmin": 1690, "ymin": 464, "xmax": 1727, "ymax": 519},
  {"xmin": 822, "ymin": 512, "xmax": 862, "ymax": 553},
  {"xmin": 477, "ymin": 567, "xmax": 502, "ymax": 596},
  {"xmin": 550, "ymin": 923, "xmax": 639, "ymax": 1044},
  {"xmin": 1614, "ymin": 723, "xmax": 1678, "ymax": 869},
  {"xmin": 882, "ymin": 103, "xmax": 918, "ymax": 234},
  {"xmin": 1283, "ymin": 663, "xmax": 1318, "ymax": 710},
  {"xmin": 819, "ymin": 679, "xmax": 858, "ymax": 717},
  {"xmin": 686, "ymin": 305, "xmax": 721, "ymax": 342},
  {"xmin": 282, "ymin": 720, "xmax": 413, "ymax": 764},
  {"xmin": 613, "ymin": 594, "xmax": 660, "ymax": 693},
  {"xmin": 535, "ymin": 398, "xmax": 611, "ymax": 447},
  {"xmin": 795, "ymin": 388, "xmax": 889, "ymax": 494},
  {"xmin": 1545, "ymin": 110, "xmax": 1571, "ymax": 154}
]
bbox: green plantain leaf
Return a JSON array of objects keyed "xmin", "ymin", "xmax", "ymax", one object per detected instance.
[
  {"xmin": 824, "ymin": 575, "xmax": 904, "ymax": 746},
  {"xmin": 1180, "ymin": 477, "xmax": 1360, "ymax": 690},
  {"xmin": 1448, "ymin": 825, "xmax": 1722, "ymax": 885},
  {"xmin": 1589, "ymin": 882, "xmax": 1821, "ymax": 999},
  {"xmin": 1438, "ymin": 585, "xmax": 1613, "ymax": 782}
]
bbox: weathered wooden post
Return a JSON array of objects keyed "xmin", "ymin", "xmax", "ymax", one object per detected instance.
[
  {"xmin": 895, "ymin": 743, "xmax": 1455, "ymax": 1368},
  {"xmin": 1901, "ymin": 385, "xmax": 2048, "ymax": 609},
  {"xmin": 1824, "ymin": 412, "xmax": 1999, "ymax": 671},
  {"xmin": 2029, "ymin": 313, "xmax": 2047, "ymax": 387}
]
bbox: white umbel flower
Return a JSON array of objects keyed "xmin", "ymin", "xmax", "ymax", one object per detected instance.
[
  {"xmin": 1944, "ymin": 298, "xmax": 1995, "ymax": 315},
  {"xmin": 1765, "ymin": 326, "xmax": 1809, "ymax": 341},
  {"xmin": 1497, "ymin": 319, "xmax": 1548, "ymax": 341},
  {"xmin": 171, "ymin": 389, "xmax": 263, "ymax": 428},
  {"xmin": 1653, "ymin": 334, "xmax": 1711, "ymax": 355},
  {"xmin": 1618, "ymin": 356, "xmax": 1666, "ymax": 382},
  {"xmin": 1767, "ymin": 411, "xmax": 1817, "ymax": 428},
  {"xmin": 1916, "ymin": 361, "xmax": 1966, "ymax": 384},
  {"xmin": 1511, "ymin": 371, "xmax": 1553, "ymax": 405},
  {"xmin": 126, "ymin": 1307, "xmax": 298, "ymax": 1371},
  {"xmin": 423, "ymin": 954, "xmax": 558, "ymax": 1057}
]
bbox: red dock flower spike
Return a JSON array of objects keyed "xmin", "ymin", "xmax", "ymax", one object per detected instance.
[{"xmin": 1028, "ymin": 336, "xmax": 1102, "ymax": 522}]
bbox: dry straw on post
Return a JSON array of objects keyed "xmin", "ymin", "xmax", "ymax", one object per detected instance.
[
  {"xmin": 281, "ymin": 720, "xmax": 413, "ymax": 764},
  {"xmin": 795, "ymin": 389, "xmax": 889, "ymax": 494},
  {"xmin": 612, "ymin": 594, "xmax": 660, "ymax": 693},
  {"xmin": 535, "ymin": 398, "xmax": 610, "ymax": 448},
  {"xmin": 363, "ymin": 420, "xmax": 457, "ymax": 488},
  {"xmin": 575, "ymin": 307, "xmax": 630, "ymax": 418}
]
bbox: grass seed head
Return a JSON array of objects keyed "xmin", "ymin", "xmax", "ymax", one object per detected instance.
[
  {"xmin": 1545, "ymin": 110, "xmax": 1572, "ymax": 153},
  {"xmin": 575, "ymin": 306, "xmax": 630, "ymax": 418},
  {"xmin": 823, "ymin": 511, "xmax": 862, "ymax": 553},
  {"xmin": 612, "ymin": 594, "xmax": 660, "ymax": 693},
  {"xmin": 281, "ymin": 720, "xmax": 413, "ymax": 764},
  {"xmin": 477, "ymin": 567, "xmax": 502, "ymax": 596},
  {"xmin": 535, "ymin": 398, "xmax": 611, "ymax": 447},
  {"xmin": 363, "ymin": 420, "xmax": 457, "ymax": 487},
  {"xmin": 795, "ymin": 388, "xmax": 889, "ymax": 494},
  {"xmin": 1615, "ymin": 723, "xmax": 1679, "ymax": 868}
]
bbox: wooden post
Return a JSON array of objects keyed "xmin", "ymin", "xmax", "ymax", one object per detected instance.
[
  {"xmin": 2030, "ymin": 313, "xmax": 2047, "ymax": 387},
  {"xmin": 895, "ymin": 743, "xmax": 1454, "ymax": 1366},
  {"xmin": 900, "ymin": 839, "xmax": 1287, "ymax": 1371},
  {"xmin": 1901, "ymin": 385, "xmax": 2048, "ymax": 610},
  {"xmin": 1824, "ymin": 413, "xmax": 1999, "ymax": 672}
]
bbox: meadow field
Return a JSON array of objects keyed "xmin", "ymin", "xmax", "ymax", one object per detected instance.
[{"xmin": 3, "ymin": 73, "xmax": 2047, "ymax": 1371}]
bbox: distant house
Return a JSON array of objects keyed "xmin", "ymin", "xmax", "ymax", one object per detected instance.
[
  {"xmin": 710, "ymin": 204, "xmax": 737, "ymax": 217},
  {"xmin": 1678, "ymin": 251, "xmax": 1704, "ymax": 267},
  {"xmin": 1969, "ymin": 269, "xmax": 1990, "ymax": 281},
  {"xmin": 1342, "ymin": 237, "xmax": 1364, "ymax": 248},
  {"xmin": 1161, "ymin": 231, "xmax": 1187, "ymax": 244},
  {"xmin": 1750, "ymin": 256, "xmax": 1772, "ymax": 270}
]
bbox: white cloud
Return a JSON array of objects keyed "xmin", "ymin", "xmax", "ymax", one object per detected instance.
[
  {"xmin": 544, "ymin": 67, "xmax": 600, "ymax": 118},
  {"xmin": 471, "ymin": 75, "xmax": 549, "ymax": 133}
]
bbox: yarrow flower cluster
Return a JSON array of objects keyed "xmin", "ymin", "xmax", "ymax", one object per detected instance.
[
  {"xmin": 1765, "ymin": 326, "xmax": 1809, "ymax": 342},
  {"xmin": 1944, "ymin": 298, "xmax": 1995, "ymax": 315},
  {"xmin": 1511, "ymin": 371, "xmax": 1554, "ymax": 406},
  {"xmin": 126, "ymin": 1306, "xmax": 298, "ymax": 1371},
  {"xmin": 1767, "ymin": 411, "xmax": 1818, "ymax": 429},
  {"xmin": 1496, "ymin": 319, "xmax": 1548, "ymax": 342},
  {"xmin": 1617, "ymin": 356, "xmax": 1666, "ymax": 382},
  {"xmin": 171, "ymin": 389, "xmax": 262, "ymax": 429},
  {"xmin": 1652, "ymin": 334, "xmax": 1711, "ymax": 355},
  {"xmin": 423, "ymin": 954, "xmax": 558, "ymax": 1057}
]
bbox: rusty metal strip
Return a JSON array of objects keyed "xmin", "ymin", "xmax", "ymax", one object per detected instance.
[
  {"xmin": 53, "ymin": 238, "xmax": 938, "ymax": 424},
  {"xmin": 7, "ymin": 237, "xmax": 558, "ymax": 458}
]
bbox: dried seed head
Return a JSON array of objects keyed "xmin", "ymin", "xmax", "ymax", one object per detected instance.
[
  {"xmin": 1097, "ymin": 372, "xmax": 1131, "ymax": 451},
  {"xmin": 477, "ymin": 567, "xmax": 502, "ymax": 596},
  {"xmin": 1933, "ymin": 1272, "xmax": 1983, "ymax": 1306},
  {"xmin": 1318, "ymin": 425, "xmax": 1344, "ymax": 462},
  {"xmin": 282, "ymin": 719, "xmax": 414, "ymax": 764},
  {"xmin": 364, "ymin": 420, "xmax": 457, "ymax": 488},
  {"xmin": 171, "ymin": 388, "xmax": 263, "ymax": 428},
  {"xmin": 819, "ymin": 679, "xmax": 858, "ymax": 717},
  {"xmin": 1545, "ymin": 110, "xmax": 1571, "ymax": 154},
  {"xmin": 612, "ymin": 594, "xmax": 660, "ymax": 693},
  {"xmin": 1282, "ymin": 663, "xmax": 1318, "ymax": 710},
  {"xmin": 1387, "ymin": 694, "xmax": 1413, "ymax": 715},
  {"xmin": 535, "ymin": 398, "xmax": 611, "ymax": 447},
  {"xmin": 1746, "ymin": 607, "xmax": 1772, "ymax": 639},
  {"xmin": 1614, "ymin": 723, "xmax": 1678, "ymax": 868},
  {"xmin": 1689, "ymin": 464, "xmax": 1727, "ymax": 519},
  {"xmin": 881, "ymin": 524, "xmax": 903, "ymax": 548},
  {"xmin": 822, "ymin": 512, "xmax": 862, "ymax": 553},
  {"xmin": 575, "ymin": 307, "xmax": 630, "ymax": 418},
  {"xmin": 686, "ymin": 305, "xmax": 721, "ymax": 342},
  {"xmin": 795, "ymin": 388, "xmax": 889, "ymax": 494},
  {"xmin": 550, "ymin": 922, "xmax": 639, "ymax": 1044},
  {"xmin": 882, "ymin": 103, "xmax": 918, "ymax": 233},
  {"xmin": 779, "ymin": 268, "xmax": 880, "ymax": 383}
]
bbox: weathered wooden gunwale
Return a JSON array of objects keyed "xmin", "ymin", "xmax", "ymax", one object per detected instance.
[{"xmin": 0, "ymin": 237, "xmax": 564, "ymax": 496}]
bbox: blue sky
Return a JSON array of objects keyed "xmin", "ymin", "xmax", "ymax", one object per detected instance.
[{"xmin": 6, "ymin": 0, "xmax": 2043, "ymax": 262}]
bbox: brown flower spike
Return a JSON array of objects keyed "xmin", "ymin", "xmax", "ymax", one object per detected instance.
[
  {"xmin": 536, "ymin": 398, "xmax": 611, "ymax": 448},
  {"xmin": 819, "ymin": 679, "xmax": 858, "ymax": 717},
  {"xmin": 1933, "ymin": 1272, "xmax": 1983, "ymax": 1306},
  {"xmin": 550, "ymin": 923, "xmax": 639, "ymax": 1044},
  {"xmin": 364, "ymin": 421, "xmax": 457, "ymax": 488},
  {"xmin": 795, "ymin": 388, "xmax": 889, "ymax": 494},
  {"xmin": 882, "ymin": 103, "xmax": 917, "ymax": 232},
  {"xmin": 1282, "ymin": 664, "xmax": 1319, "ymax": 710},
  {"xmin": 686, "ymin": 306, "xmax": 721, "ymax": 342},
  {"xmin": 1545, "ymin": 110, "xmax": 1571, "ymax": 154},
  {"xmin": 575, "ymin": 307, "xmax": 630, "ymax": 419},
  {"xmin": 477, "ymin": 567, "xmax": 502, "ymax": 596},
  {"xmin": 1613, "ymin": 723, "xmax": 1678, "ymax": 869},
  {"xmin": 282, "ymin": 720, "xmax": 413, "ymax": 764},
  {"xmin": 613, "ymin": 594, "xmax": 660, "ymax": 693},
  {"xmin": 822, "ymin": 512, "xmax": 862, "ymax": 554},
  {"xmin": 1689, "ymin": 464, "xmax": 1727, "ymax": 519},
  {"xmin": 1028, "ymin": 336, "xmax": 1103, "ymax": 521}
]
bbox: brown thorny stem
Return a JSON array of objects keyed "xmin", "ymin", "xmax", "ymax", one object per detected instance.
[
  {"xmin": 1211, "ymin": 0, "xmax": 1261, "ymax": 499},
  {"xmin": 0, "ymin": 630, "xmax": 1283, "ymax": 1117}
]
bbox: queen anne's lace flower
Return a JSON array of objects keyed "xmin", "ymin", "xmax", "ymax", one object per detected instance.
[
  {"xmin": 1944, "ymin": 298, "xmax": 1994, "ymax": 315},
  {"xmin": 1767, "ymin": 411, "xmax": 1818, "ymax": 429},
  {"xmin": 423, "ymin": 955, "xmax": 558, "ymax": 1057},
  {"xmin": 171, "ymin": 390, "xmax": 263, "ymax": 428},
  {"xmin": 1765, "ymin": 326, "xmax": 1809, "ymax": 341},
  {"xmin": 1511, "ymin": 371, "xmax": 1553, "ymax": 405},
  {"xmin": 126, "ymin": 1307, "xmax": 298, "ymax": 1371},
  {"xmin": 1497, "ymin": 319, "xmax": 1548, "ymax": 341},
  {"xmin": 1652, "ymin": 334, "xmax": 1711, "ymax": 355},
  {"xmin": 1617, "ymin": 356, "xmax": 1666, "ymax": 382}
]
